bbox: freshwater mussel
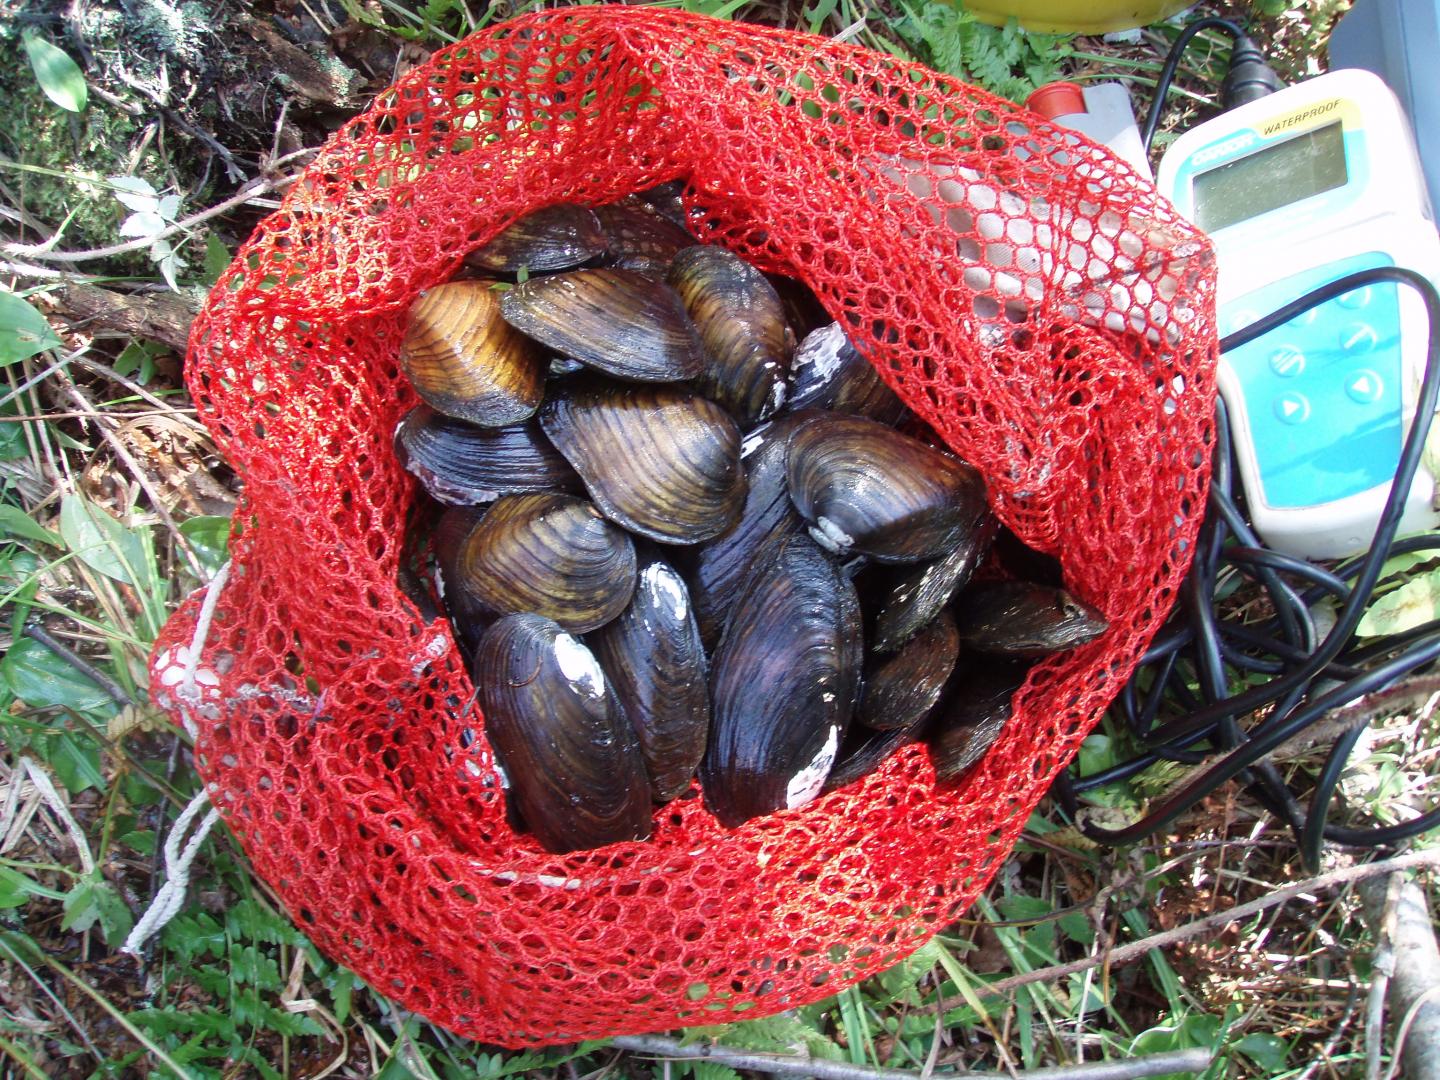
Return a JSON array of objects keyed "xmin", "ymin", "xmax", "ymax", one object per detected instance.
[
  {"xmin": 391, "ymin": 194, "xmax": 1112, "ymax": 853},
  {"xmin": 401, "ymin": 280, "xmax": 546, "ymax": 427},
  {"xmin": 474, "ymin": 613, "xmax": 653, "ymax": 853}
]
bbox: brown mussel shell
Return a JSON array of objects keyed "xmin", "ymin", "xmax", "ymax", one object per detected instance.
[
  {"xmin": 594, "ymin": 199, "xmax": 695, "ymax": 273},
  {"xmin": 929, "ymin": 662, "xmax": 1029, "ymax": 781},
  {"xmin": 588, "ymin": 549, "xmax": 710, "ymax": 803},
  {"xmin": 455, "ymin": 492, "xmax": 636, "ymax": 633},
  {"xmin": 858, "ymin": 610, "xmax": 960, "ymax": 731},
  {"xmin": 541, "ymin": 381, "xmax": 746, "ymax": 545},
  {"xmin": 395, "ymin": 406, "xmax": 579, "ymax": 506},
  {"xmin": 500, "ymin": 269, "xmax": 705, "ymax": 382},
  {"xmin": 668, "ymin": 246, "xmax": 792, "ymax": 429},
  {"xmin": 954, "ymin": 582, "xmax": 1108, "ymax": 657},
  {"xmin": 474, "ymin": 614, "xmax": 652, "ymax": 853},
  {"xmin": 684, "ymin": 410, "xmax": 817, "ymax": 650},
  {"xmin": 401, "ymin": 281, "xmax": 546, "ymax": 426},
  {"xmin": 788, "ymin": 323, "xmax": 908, "ymax": 426},
  {"xmin": 869, "ymin": 515, "xmax": 995, "ymax": 653},
  {"xmin": 465, "ymin": 204, "xmax": 608, "ymax": 275},
  {"xmin": 701, "ymin": 534, "xmax": 863, "ymax": 827},
  {"xmin": 785, "ymin": 413, "xmax": 987, "ymax": 564}
]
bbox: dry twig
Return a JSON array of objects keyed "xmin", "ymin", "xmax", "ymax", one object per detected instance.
[{"xmin": 934, "ymin": 849, "xmax": 1440, "ymax": 1012}]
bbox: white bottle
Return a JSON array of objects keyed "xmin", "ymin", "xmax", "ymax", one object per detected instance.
[{"xmin": 1026, "ymin": 81, "xmax": 1154, "ymax": 181}]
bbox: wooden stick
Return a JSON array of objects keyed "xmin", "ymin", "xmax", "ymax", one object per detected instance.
[{"xmin": 611, "ymin": 1035, "xmax": 1212, "ymax": 1080}]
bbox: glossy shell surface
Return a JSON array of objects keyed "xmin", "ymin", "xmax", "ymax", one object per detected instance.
[
  {"xmin": 929, "ymin": 662, "xmax": 1029, "ymax": 781},
  {"xmin": 499, "ymin": 269, "xmax": 705, "ymax": 382},
  {"xmin": 786, "ymin": 413, "xmax": 987, "ymax": 564},
  {"xmin": 701, "ymin": 534, "xmax": 862, "ymax": 827},
  {"xmin": 473, "ymin": 614, "xmax": 652, "ymax": 853},
  {"xmin": 395, "ymin": 406, "xmax": 578, "ymax": 506},
  {"xmin": 668, "ymin": 246, "xmax": 792, "ymax": 429},
  {"xmin": 466, "ymin": 204, "xmax": 607, "ymax": 274},
  {"xmin": 455, "ymin": 492, "xmax": 636, "ymax": 633},
  {"xmin": 685, "ymin": 411, "xmax": 816, "ymax": 650},
  {"xmin": 954, "ymin": 582, "xmax": 1108, "ymax": 656},
  {"xmin": 870, "ymin": 517, "xmax": 994, "ymax": 653},
  {"xmin": 858, "ymin": 611, "xmax": 960, "ymax": 731},
  {"xmin": 589, "ymin": 551, "xmax": 710, "ymax": 803},
  {"xmin": 788, "ymin": 322, "xmax": 907, "ymax": 426},
  {"xmin": 541, "ymin": 381, "xmax": 746, "ymax": 545},
  {"xmin": 400, "ymin": 281, "xmax": 545, "ymax": 426}
]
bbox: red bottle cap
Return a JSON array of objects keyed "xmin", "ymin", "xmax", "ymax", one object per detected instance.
[{"xmin": 1026, "ymin": 82, "xmax": 1087, "ymax": 120}]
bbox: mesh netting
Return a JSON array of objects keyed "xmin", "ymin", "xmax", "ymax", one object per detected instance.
[{"xmin": 150, "ymin": 7, "xmax": 1217, "ymax": 1047}]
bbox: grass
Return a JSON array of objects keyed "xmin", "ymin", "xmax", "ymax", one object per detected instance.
[{"xmin": 1, "ymin": 0, "xmax": 1433, "ymax": 1076}]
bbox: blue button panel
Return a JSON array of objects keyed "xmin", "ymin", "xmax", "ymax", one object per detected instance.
[{"xmin": 1222, "ymin": 252, "xmax": 1401, "ymax": 509}]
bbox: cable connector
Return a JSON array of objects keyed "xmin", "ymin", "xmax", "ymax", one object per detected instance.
[{"xmin": 1222, "ymin": 32, "xmax": 1283, "ymax": 109}]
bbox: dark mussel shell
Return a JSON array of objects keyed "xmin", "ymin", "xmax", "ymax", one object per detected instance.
[
  {"xmin": 869, "ymin": 515, "xmax": 995, "ymax": 653},
  {"xmin": 594, "ymin": 198, "xmax": 695, "ymax": 274},
  {"xmin": 929, "ymin": 661, "xmax": 1029, "ymax": 781},
  {"xmin": 473, "ymin": 614, "xmax": 652, "ymax": 853},
  {"xmin": 465, "ymin": 204, "xmax": 608, "ymax": 275},
  {"xmin": 500, "ymin": 268, "xmax": 705, "ymax": 383},
  {"xmin": 684, "ymin": 410, "xmax": 817, "ymax": 650},
  {"xmin": 701, "ymin": 534, "xmax": 863, "ymax": 827},
  {"xmin": 785, "ymin": 413, "xmax": 987, "ymax": 564},
  {"xmin": 768, "ymin": 272, "xmax": 831, "ymax": 342},
  {"xmin": 395, "ymin": 406, "xmax": 579, "ymax": 506},
  {"xmin": 954, "ymin": 582, "xmax": 1108, "ymax": 657},
  {"xmin": 541, "ymin": 380, "xmax": 746, "ymax": 545},
  {"xmin": 668, "ymin": 246, "xmax": 792, "ymax": 429},
  {"xmin": 823, "ymin": 714, "xmax": 927, "ymax": 793},
  {"xmin": 454, "ymin": 492, "xmax": 636, "ymax": 633},
  {"xmin": 858, "ymin": 610, "xmax": 960, "ymax": 731},
  {"xmin": 589, "ymin": 549, "xmax": 709, "ymax": 803},
  {"xmin": 401, "ymin": 280, "xmax": 546, "ymax": 426},
  {"xmin": 633, "ymin": 181, "xmax": 689, "ymax": 227},
  {"xmin": 434, "ymin": 504, "xmax": 491, "ymax": 653},
  {"xmin": 788, "ymin": 322, "xmax": 908, "ymax": 427}
]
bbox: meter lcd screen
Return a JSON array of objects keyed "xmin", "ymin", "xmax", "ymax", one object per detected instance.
[{"xmin": 1193, "ymin": 122, "xmax": 1348, "ymax": 232}]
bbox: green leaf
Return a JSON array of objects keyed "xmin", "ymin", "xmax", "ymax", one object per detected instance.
[
  {"xmin": 61, "ymin": 881, "xmax": 101, "ymax": 933},
  {"xmin": 0, "ymin": 290, "xmax": 62, "ymax": 367},
  {"xmin": 0, "ymin": 505, "xmax": 60, "ymax": 547},
  {"xmin": 44, "ymin": 731, "xmax": 107, "ymax": 792},
  {"xmin": 119, "ymin": 829, "xmax": 156, "ymax": 855},
  {"xmin": 0, "ymin": 638, "xmax": 118, "ymax": 717},
  {"xmin": 1235, "ymin": 1032, "xmax": 1289, "ymax": 1072},
  {"xmin": 22, "ymin": 32, "xmax": 87, "ymax": 113},
  {"xmin": 80, "ymin": 880, "xmax": 134, "ymax": 945},
  {"xmin": 329, "ymin": 968, "xmax": 356, "ymax": 1024},
  {"xmin": 113, "ymin": 340, "xmax": 164, "ymax": 385},
  {"xmin": 179, "ymin": 515, "xmax": 232, "ymax": 574},
  {"xmin": 1357, "ymin": 570, "xmax": 1440, "ymax": 638},
  {"xmin": 691, "ymin": 1065, "xmax": 742, "ymax": 1080},
  {"xmin": 58, "ymin": 494, "xmax": 150, "ymax": 587},
  {"xmin": 203, "ymin": 234, "xmax": 233, "ymax": 286},
  {"xmin": 0, "ymin": 865, "xmax": 67, "ymax": 907}
]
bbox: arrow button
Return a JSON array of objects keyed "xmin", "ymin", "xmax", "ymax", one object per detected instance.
[
  {"xmin": 1346, "ymin": 369, "xmax": 1384, "ymax": 404},
  {"xmin": 1275, "ymin": 393, "xmax": 1311, "ymax": 425}
]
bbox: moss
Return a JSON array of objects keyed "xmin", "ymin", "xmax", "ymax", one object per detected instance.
[{"xmin": 0, "ymin": 12, "xmax": 206, "ymax": 276}]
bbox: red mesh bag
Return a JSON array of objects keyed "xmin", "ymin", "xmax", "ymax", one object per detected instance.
[{"xmin": 150, "ymin": 7, "xmax": 1217, "ymax": 1046}]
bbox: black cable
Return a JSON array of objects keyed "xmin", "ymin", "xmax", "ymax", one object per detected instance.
[
  {"xmin": 1063, "ymin": 267, "xmax": 1440, "ymax": 863},
  {"xmin": 1140, "ymin": 18, "xmax": 1281, "ymax": 156}
]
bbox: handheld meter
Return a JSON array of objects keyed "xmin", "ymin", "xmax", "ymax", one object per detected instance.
[{"xmin": 1156, "ymin": 68, "xmax": 1440, "ymax": 559}]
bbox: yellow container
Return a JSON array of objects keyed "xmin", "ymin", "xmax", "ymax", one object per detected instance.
[{"xmin": 961, "ymin": 0, "xmax": 1191, "ymax": 34}]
